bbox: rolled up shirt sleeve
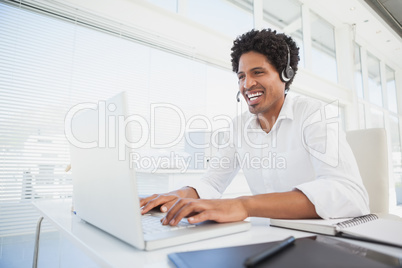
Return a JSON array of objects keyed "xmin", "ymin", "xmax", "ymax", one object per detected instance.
[{"xmin": 295, "ymin": 103, "xmax": 369, "ymax": 219}]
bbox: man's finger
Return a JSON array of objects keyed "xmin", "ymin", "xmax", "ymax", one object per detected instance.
[
  {"xmin": 141, "ymin": 195, "xmax": 178, "ymax": 214},
  {"xmin": 139, "ymin": 194, "xmax": 158, "ymax": 207},
  {"xmin": 160, "ymin": 200, "xmax": 177, "ymax": 213},
  {"xmin": 188, "ymin": 210, "xmax": 214, "ymax": 224},
  {"xmin": 162, "ymin": 198, "xmax": 191, "ymax": 225},
  {"xmin": 166, "ymin": 199, "xmax": 206, "ymax": 226}
]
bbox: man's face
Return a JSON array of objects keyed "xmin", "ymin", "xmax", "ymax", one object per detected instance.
[{"xmin": 237, "ymin": 51, "xmax": 286, "ymax": 117}]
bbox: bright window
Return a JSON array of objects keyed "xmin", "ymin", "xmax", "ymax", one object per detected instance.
[
  {"xmin": 262, "ymin": 0, "xmax": 304, "ymax": 67},
  {"xmin": 369, "ymin": 108, "xmax": 384, "ymax": 128},
  {"xmin": 310, "ymin": 12, "xmax": 337, "ymax": 83},
  {"xmin": 358, "ymin": 102, "xmax": 366, "ymax": 129},
  {"xmin": 386, "ymin": 66, "xmax": 398, "ymax": 113},
  {"xmin": 354, "ymin": 43, "xmax": 364, "ymax": 99},
  {"xmin": 390, "ymin": 115, "xmax": 402, "ymax": 205},
  {"xmin": 367, "ymin": 52, "xmax": 383, "ymax": 107}
]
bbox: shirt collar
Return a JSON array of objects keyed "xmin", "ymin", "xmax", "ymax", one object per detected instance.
[
  {"xmin": 248, "ymin": 94, "xmax": 295, "ymax": 131},
  {"xmin": 277, "ymin": 94, "xmax": 294, "ymax": 121}
]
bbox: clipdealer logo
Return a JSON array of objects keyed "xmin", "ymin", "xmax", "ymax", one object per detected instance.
[
  {"xmin": 64, "ymin": 99, "xmax": 340, "ymax": 171},
  {"xmin": 301, "ymin": 100, "xmax": 340, "ymax": 167}
]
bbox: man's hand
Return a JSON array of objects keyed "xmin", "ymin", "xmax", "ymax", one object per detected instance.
[
  {"xmin": 141, "ymin": 189, "xmax": 319, "ymax": 225},
  {"xmin": 139, "ymin": 187, "xmax": 199, "ymax": 215},
  {"xmin": 161, "ymin": 198, "xmax": 249, "ymax": 226}
]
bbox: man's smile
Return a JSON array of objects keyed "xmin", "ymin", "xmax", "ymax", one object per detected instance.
[{"xmin": 246, "ymin": 90, "xmax": 264, "ymax": 105}]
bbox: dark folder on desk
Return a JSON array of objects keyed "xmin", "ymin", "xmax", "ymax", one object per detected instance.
[{"xmin": 168, "ymin": 236, "xmax": 401, "ymax": 268}]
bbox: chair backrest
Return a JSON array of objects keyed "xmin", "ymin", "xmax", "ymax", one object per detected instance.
[{"xmin": 346, "ymin": 128, "xmax": 389, "ymax": 213}]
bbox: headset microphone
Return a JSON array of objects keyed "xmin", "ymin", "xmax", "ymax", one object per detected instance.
[
  {"xmin": 280, "ymin": 43, "xmax": 294, "ymax": 83},
  {"xmin": 237, "ymin": 91, "xmax": 241, "ymax": 102}
]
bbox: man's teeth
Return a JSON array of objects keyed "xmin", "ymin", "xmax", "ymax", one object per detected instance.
[{"xmin": 248, "ymin": 92, "xmax": 263, "ymax": 101}]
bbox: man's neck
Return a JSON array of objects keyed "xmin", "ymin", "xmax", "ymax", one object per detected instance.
[
  {"xmin": 257, "ymin": 114, "xmax": 276, "ymax": 133},
  {"xmin": 257, "ymin": 96, "xmax": 286, "ymax": 133}
]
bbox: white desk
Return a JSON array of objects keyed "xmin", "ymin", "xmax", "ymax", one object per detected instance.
[{"xmin": 32, "ymin": 199, "xmax": 402, "ymax": 268}]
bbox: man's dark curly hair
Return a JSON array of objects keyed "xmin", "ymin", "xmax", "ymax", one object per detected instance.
[{"xmin": 231, "ymin": 29, "xmax": 299, "ymax": 89}]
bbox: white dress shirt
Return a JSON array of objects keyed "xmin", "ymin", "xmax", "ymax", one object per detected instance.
[{"xmin": 187, "ymin": 94, "xmax": 370, "ymax": 219}]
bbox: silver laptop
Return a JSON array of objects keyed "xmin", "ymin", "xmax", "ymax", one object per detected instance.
[{"xmin": 69, "ymin": 91, "xmax": 250, "ymax": 250}]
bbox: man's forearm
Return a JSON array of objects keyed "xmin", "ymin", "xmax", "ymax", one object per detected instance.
[{"xmin": 238, "ymin": 189, "xmax": 320, "ymax": 219}]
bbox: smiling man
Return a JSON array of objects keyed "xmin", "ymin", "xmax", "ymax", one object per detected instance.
[
  {"xmin": 140, "ymin": 29, "xmax": 369, "ymax": 226},
  {"xmin": 237, "ymin": 50, "xmax": 287, "ymax": 132}
]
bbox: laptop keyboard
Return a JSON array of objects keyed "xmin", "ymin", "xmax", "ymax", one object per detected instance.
[{"xmin": 142, "ymin": 214, "xmax": 196, "ymax": 235}]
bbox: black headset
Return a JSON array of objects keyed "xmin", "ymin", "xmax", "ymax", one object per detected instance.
[{"xmin": 280, "ymin": 43, "xmax": 294, "ymax": 83}]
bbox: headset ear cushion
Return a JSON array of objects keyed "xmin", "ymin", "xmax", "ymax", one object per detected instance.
[
  {"xmin": 286, "ymin": 66, "xmax": 294, "ymax": 79},
  {"xmin": 281, "ymin": 69, "xmax": 291, "ymax": 82}
]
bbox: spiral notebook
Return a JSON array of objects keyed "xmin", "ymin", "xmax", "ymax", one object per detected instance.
[{"xmin": 270, "ymin": 214, "xmax": 402, "ymax": 248}]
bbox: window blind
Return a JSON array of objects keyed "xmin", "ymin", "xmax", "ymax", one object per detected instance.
[
  {"xmin": 0, "ymin": 0, "xmax": 238, "ymax": 236},
  {"xmin": 0, "ymin": 1, "xmax": 75, "ymax": 236}
]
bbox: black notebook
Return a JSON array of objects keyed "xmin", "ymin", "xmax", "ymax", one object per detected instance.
[{"xmin": 168, "ymin": 236, "xmax": 402, "ymax": 268}]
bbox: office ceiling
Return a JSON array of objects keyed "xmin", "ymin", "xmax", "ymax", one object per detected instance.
[
  {"xmin": 304, "ymin": 0, "xmax": 402, "ymax": 70},
  {"xmin": 364, "ymin": 0, "xmax": 402, "ymax": 39}
]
